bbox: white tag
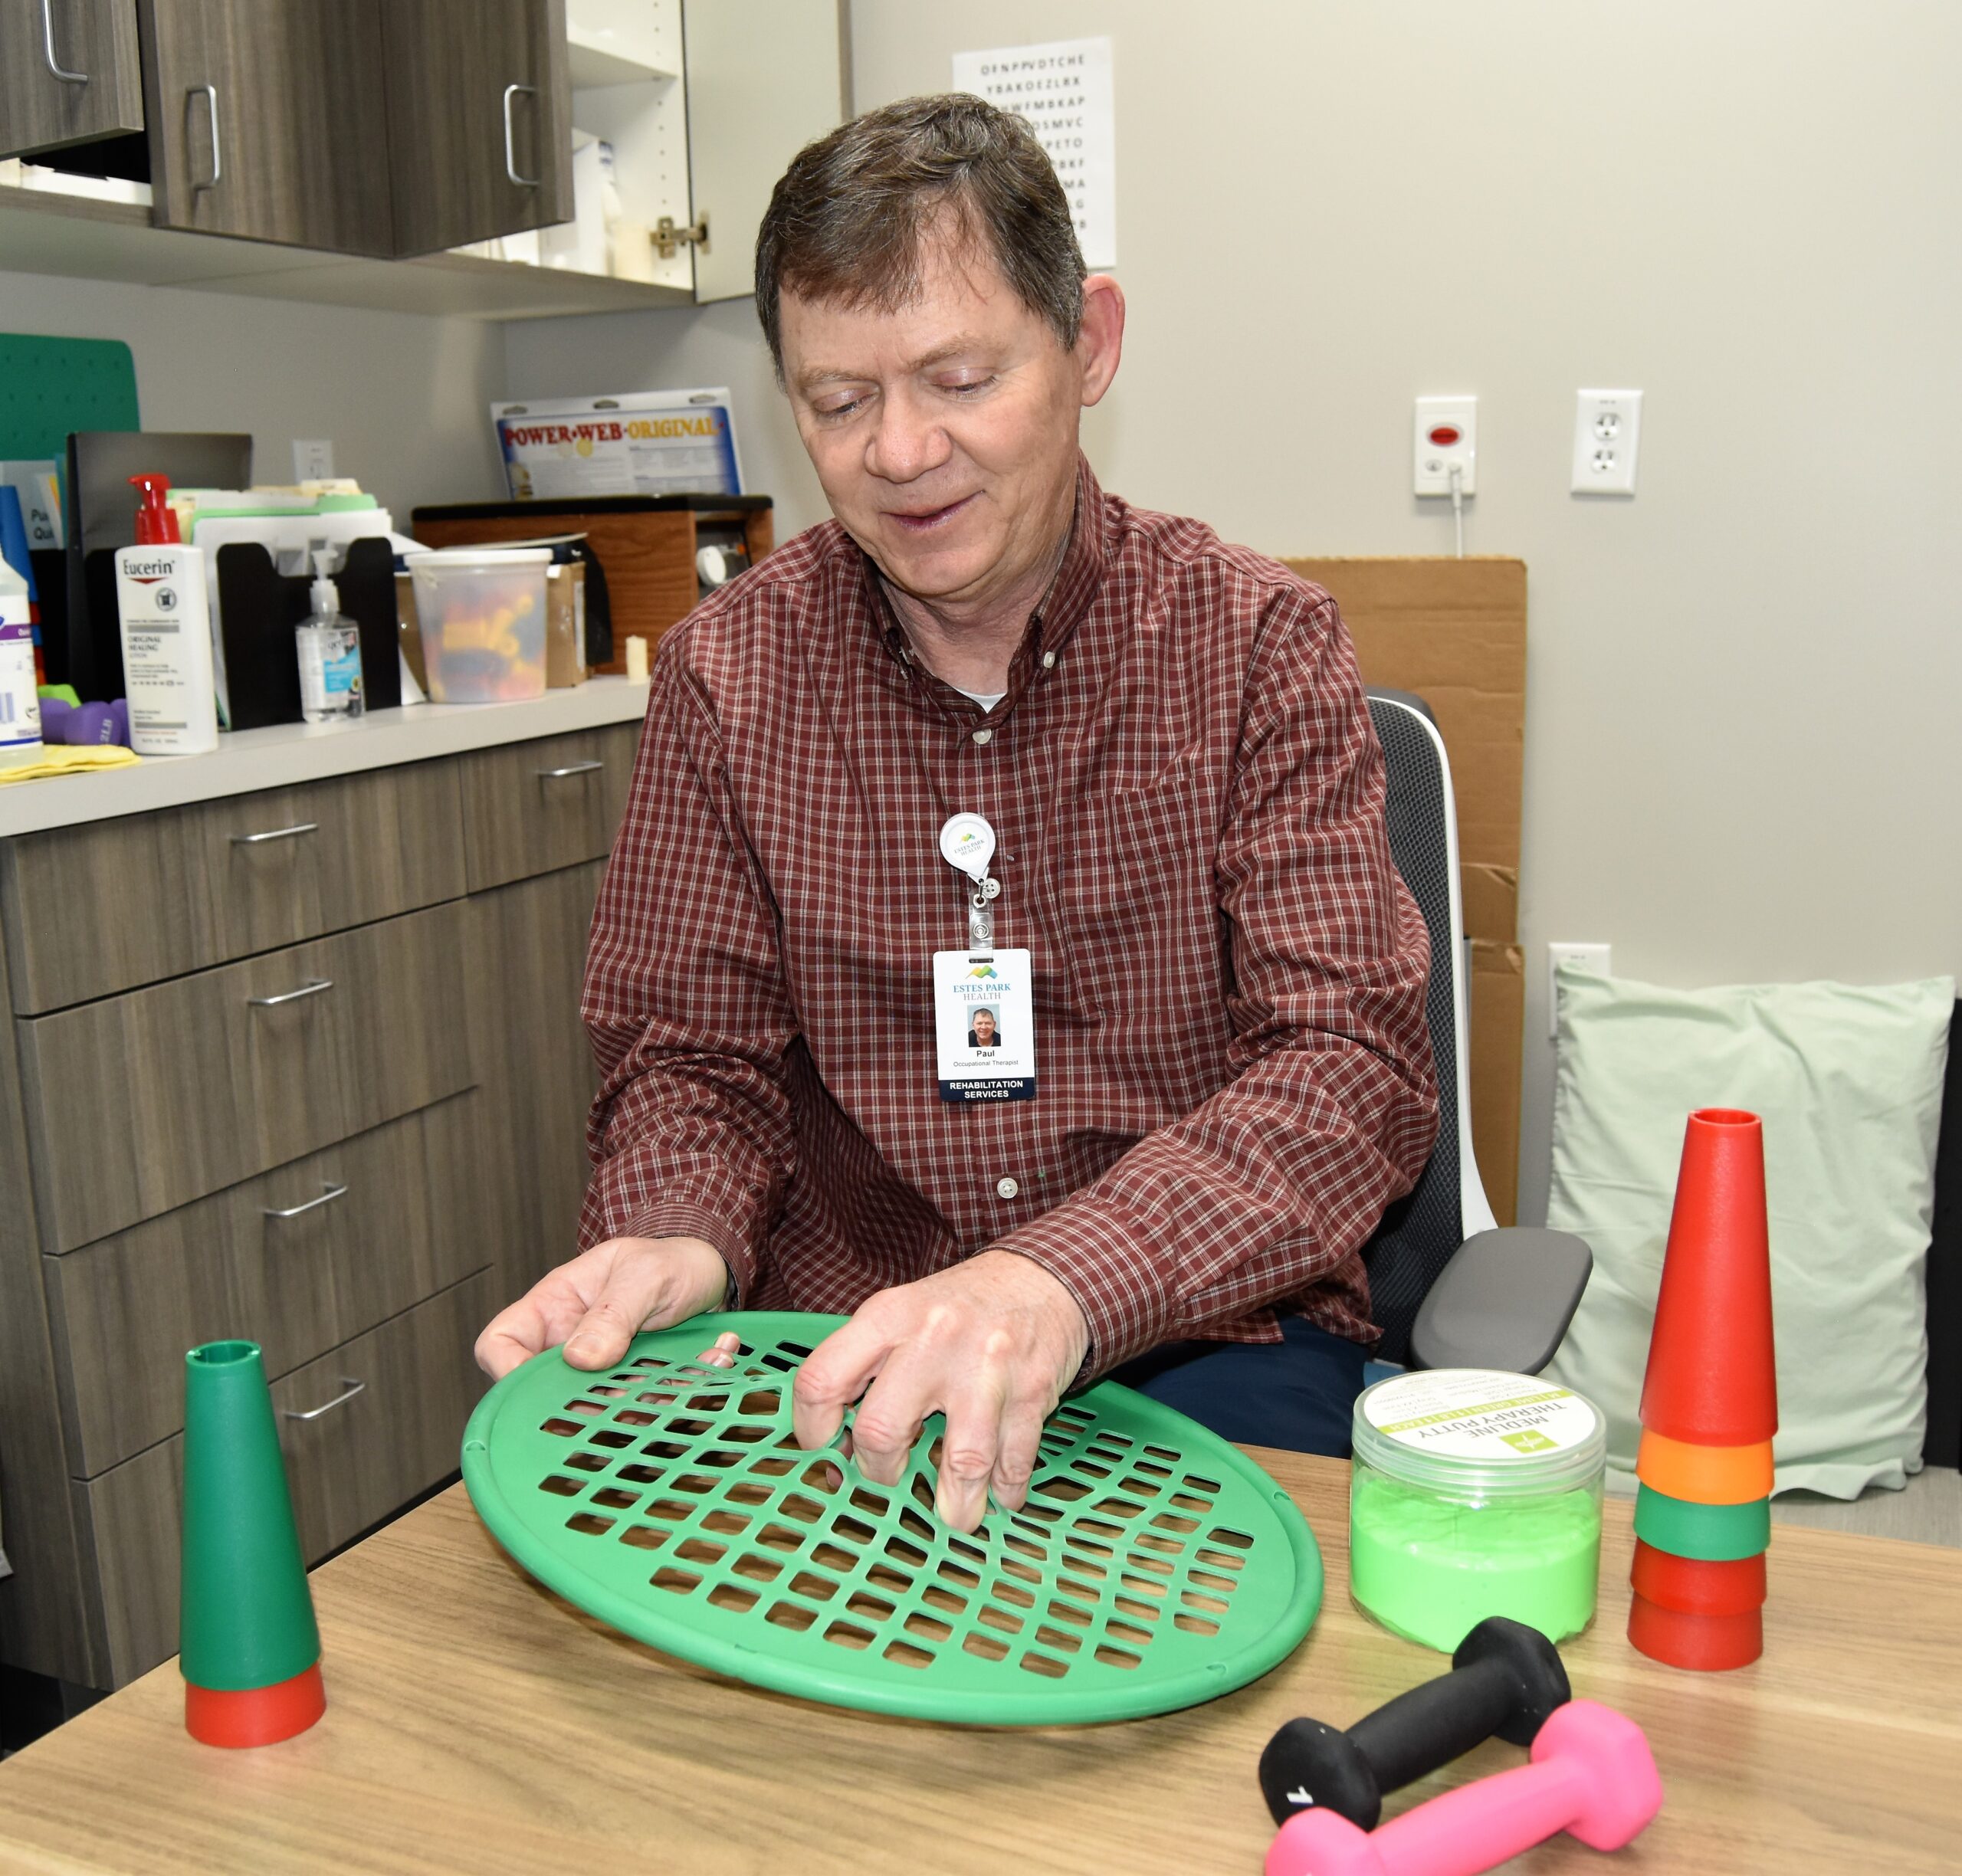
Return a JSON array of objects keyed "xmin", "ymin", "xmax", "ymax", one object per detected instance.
[
  {"xmin": 939, "ymin": 812, "xmax": 996, "ymax": 882},
  {"xmin": 933, "ymin": 949, "xmax": 1035, "ymax": 1103}
]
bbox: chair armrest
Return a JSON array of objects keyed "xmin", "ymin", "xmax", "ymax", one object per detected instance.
[{"xmin": 1407, "ymin": 1228, "xmax": 1594, "ymax": 1375}]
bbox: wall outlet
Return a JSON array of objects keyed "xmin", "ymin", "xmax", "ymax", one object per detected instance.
[
  {"xmin": 292, "ymin": 438, "xmax": 336, "ymax": 482},
  {"xmin": 1414, "ymin": 395, "xmax": 1478, "ymax": 496},
  {"xmin": 1547, "ymin": 942, "xmax": 1613, "ymax": 1038},
  {"xmin": 1571, "ymin": 390, "xmax": 1641, "ymax": 495}
]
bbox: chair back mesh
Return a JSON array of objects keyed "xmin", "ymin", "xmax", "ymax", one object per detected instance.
[{"xmin": 1359, "ymin": 694, "xmax": 1467, "ymax": 1364}]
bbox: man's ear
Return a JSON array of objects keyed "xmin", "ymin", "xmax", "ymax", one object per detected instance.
[{"xmin": 1076, "ymin": 274, "xmax": 1125, "ymax": 408}]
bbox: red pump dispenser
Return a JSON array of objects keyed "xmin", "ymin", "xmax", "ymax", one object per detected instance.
[{"xmin": 130, "ymin": 473, "xmax": 181, "ymax": 544}]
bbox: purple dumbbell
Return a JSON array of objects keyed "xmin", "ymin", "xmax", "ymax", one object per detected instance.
[{"xmin": 1264, "ymin": 1700, "xmax": 1663, "ymax": 1876}]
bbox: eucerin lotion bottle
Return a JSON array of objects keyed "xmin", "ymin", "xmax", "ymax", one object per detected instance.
[{"xmin": 114, "ymin": 473, "xmax": 218, "ymax": 756}]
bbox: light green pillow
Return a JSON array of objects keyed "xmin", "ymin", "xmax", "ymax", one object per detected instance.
[{"xmin": 1543, "ymin": 969, "xmax": 1953, "ymax": 1499}]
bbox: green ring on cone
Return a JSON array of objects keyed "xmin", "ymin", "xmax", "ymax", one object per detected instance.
[{"xmin": 1633, "ymin": 1483, "xmax": 1770, "ymax": 1562}]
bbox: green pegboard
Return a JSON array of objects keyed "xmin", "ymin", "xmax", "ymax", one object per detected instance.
[
  {"xmin": 462, "ymin": 1312, "xmax": 1324, "ymax": 1725},
  {"xmin": 0, "ymin": 333, "xmax": 139, "ymax": 463}
]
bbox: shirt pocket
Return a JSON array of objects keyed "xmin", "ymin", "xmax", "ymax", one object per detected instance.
[{"xmin": 1042, "ymin": 748, "xmax": 1221, "ymax": 1024}]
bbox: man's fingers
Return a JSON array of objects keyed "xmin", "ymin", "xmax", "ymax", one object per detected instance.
[
  {"xmin": 475, "ymin": 1281, "xmax": 587, "ymax": 1380},
  {"xmin": 935, "ymin": 1375, "xmax": 1009, "ymax": 1531},
  {"xmin": 565, "ymin": 1266, "xmax": 684, "ymax": 1369},
  {"xmin": 989, "ymin": 1395, "xmax": 1048, "ymax": 1515},
  {"xmin": 841, "ymin": 1357, "xmax": 937, "ymax": 1487},
  {"xmin": 696, "ymin": 1330, "xmax": 742, "ymax": 1369},
  {"xmin": 792, "ymin": 1315, "xmax": 893, "ymax": 1453}
]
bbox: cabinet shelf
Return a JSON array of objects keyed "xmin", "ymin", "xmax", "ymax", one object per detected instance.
[{"xmin": 0, "ymin": 181, "xmax": 692, "ymax": 320}]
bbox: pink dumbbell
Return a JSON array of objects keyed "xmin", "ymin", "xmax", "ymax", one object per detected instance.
[{"xmin": 1264, "ymin": 1699, "xmax": 1662, "ymax": 1876}]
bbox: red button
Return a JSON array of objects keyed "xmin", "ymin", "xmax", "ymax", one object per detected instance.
[{"xmin": 1429, "ymin": 425, "xmax": 1462, "ymax": 447}]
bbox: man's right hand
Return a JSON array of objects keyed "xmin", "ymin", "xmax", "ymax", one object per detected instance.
[{"xmin": 474, "ymin": 1235, "xmax": 730, "ymax": 1381}]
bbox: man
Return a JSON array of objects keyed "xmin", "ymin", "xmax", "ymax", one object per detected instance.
[
  {"xmin": 477, "ymin": 95, "xmax": 1438, "ymax": 1533},
  {"xmin": 969, "ymin": 1008, "xmax": 1000, "ymax": 1049}
]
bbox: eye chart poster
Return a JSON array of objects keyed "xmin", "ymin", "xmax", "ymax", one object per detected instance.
[{"xmin": 951, "ymin": 37, "xmax": 1117, "ymax": 269}]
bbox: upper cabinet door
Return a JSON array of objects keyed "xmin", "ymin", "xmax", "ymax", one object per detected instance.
[
  {"xmin": 139, "ymin": 0, "xmax": 397, "ymax": 256},
  {"xmin": 380, "ymin": 0, "xmax": 573, "ymax": 259},
  {"xmin": 681, "ymin": 0, "xmax": 844, "ymax": 303},
  {"xmin": 0, "ymin": 0, "xmax": 146, "ymax": 158}
]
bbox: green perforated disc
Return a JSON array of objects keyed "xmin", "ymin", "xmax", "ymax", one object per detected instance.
[{"xmin": 462, "ymin": 1312, "xmax": 1323, "ymax": 1724}]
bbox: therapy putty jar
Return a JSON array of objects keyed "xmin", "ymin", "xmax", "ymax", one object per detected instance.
[{"xmin": 1348, "ymin": 1369, "xmax": 1606, "ymax": 1653}]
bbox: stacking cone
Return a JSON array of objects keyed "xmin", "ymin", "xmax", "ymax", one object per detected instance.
[
  {"xmin": 180, "ymin": 1340, "xmax": 326, "ymax": 1746},
  {"xmin": 1627, "ymin": 1110, "xmax": 1776, "ymax": 1671}
]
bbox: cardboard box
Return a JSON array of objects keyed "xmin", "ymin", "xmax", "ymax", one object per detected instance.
[
  {"xmin": 546, "ymin": 562, "xmax": 588, "ymax": 688},
  {"xmin": 1279, "ymin": 556, "xmax": 1527, "ymax": 1222}
]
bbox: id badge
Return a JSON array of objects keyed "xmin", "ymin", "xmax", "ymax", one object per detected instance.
[{"xmin": 933, "ymin": 948, "xmax": 1035, "ymax": 1103}]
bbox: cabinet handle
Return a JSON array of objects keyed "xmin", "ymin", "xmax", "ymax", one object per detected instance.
[
  {"xmin": 502, "ymin": 82, "xmax": 540, "ymax": 187},
  {"xmin": 247, "ymin": 977, "xmax": 333, "ymax": 1008},
  {"xmin": 537, "ymin": 759, "xmax": 603, "ymax": 779},
  {"xmin": 41, "ymin": 0, "xmax": 87, "ymax": 82},
  {"xmin": 230, "ymin": 821, "xmax": 318, "ymax": 845},
  {"xmin": 282, "ymin": 1377, "xmax": 366, "ymax": 1423},
  {"xmin": 186, "ymin": 83, "xmax": 221, "ymax": 192},
  {"xmin": 262, "ymin": 1180, "xmax": 347, "ymax": 1220}
]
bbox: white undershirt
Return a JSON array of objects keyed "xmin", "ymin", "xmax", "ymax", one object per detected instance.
[{"xmin": 954, "ymin": 685, "xmax": 1006, "ymax": 711}]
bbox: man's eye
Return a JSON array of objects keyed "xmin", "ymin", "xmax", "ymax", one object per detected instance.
[
  {"xmin": 816, "ymin": 397, "xmax": 866, "ymax": 420},
  {"xmin": 942, "ymin": 378, "xmax": 993, "ymax": 398}
]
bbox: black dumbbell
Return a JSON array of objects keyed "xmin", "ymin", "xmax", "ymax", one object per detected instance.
[{"xmin": 1258, "ymin": 1617, "xmax": 1570, "ymax": 1831}]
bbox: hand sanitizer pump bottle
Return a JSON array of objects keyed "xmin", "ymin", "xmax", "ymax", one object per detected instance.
[{"xmin": 296, "ymin": 550, "xmax": 364, "ymax": 723}]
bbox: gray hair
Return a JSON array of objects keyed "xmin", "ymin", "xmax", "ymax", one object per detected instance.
[{"xmin": 754, "ymin": 94, "xmax": 1087, "ymax": 380}]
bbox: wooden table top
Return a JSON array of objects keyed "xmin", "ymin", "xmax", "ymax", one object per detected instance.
[{"xmin": 2, "ymin": 1451, "xmax": 1958, "ymax": 1874}]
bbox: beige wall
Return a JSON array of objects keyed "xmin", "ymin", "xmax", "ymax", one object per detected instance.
[
  {"xmin": 0, "ymin": 271, "xmax": 506, "ymax": 523},
  {"xmin": 509, "ymin": 1, "xmax": 1962, "ymax": 1222}
]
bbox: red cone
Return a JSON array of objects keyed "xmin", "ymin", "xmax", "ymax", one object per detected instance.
[
  {"xmin": 1638, "ymin": 1109, "xmax": 1778, "ymax": 1448},
  {"xmin": 1628, "ymin": 1592, "xmax": 1763, "ymax": 1671}
]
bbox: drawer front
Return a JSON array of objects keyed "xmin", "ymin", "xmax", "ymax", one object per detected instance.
[
  {"xmin": 1, "ymin": 759, "xmax": 465, "ymax": 1014},
  {"xmin": 77, "ymin": 1269, "xmax": 494, "ymax": 1687},
  {"xmin": 458, "ymin": 723, "xmax": 640, "ymax": 893},
  {"xmin": 47, "ymin": 1094, "xmax": 492, "ymax": 1478},
  {"xmin": 19, "ymin": 901, "xmax": 476, "ymax": 1252}
]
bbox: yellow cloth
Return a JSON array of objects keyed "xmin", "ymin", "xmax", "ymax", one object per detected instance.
[{"xmin": 0, "ymin": 745, "xmax": 142, "ymax": 784}]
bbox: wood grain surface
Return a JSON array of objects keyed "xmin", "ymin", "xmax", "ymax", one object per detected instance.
[{"xmin": 2, "ymin": 1451, "xmax": 1957, "ymax": 1874}]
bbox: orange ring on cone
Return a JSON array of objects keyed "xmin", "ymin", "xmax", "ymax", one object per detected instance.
[
  {"xmin": 185, "ymin": 1661, "xmax": 326, "ymax": 1747},
  {"xmin": 1636, "ymin": 1428, "xmax": 1774, "ymax": 1504},
  {"xmin": 1627, "ymin": 1592, "xmax": 1762, "ymax": 1671}
]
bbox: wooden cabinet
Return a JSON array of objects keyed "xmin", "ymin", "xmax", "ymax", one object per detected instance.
[
  {"xmin": 3, "ymin": 0, "xmax": 571, "ymax": 260},
  {"xmin": 0, "ymin": 718, "xmax": 639, "ymax": 1691},
  {"xmin": 137, "ymin": 0, "xmax": 395, "ymax": 253},
  {"xmin": 0, "ymin": 0, "xmax": 145, "ymax": 157},
  {"xmin": 381, "ymin": 0, "xmax": 573, "ymax": 258}
]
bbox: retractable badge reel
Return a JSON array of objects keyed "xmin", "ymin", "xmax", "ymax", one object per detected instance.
[{"xmin": 934, "ymin": 814, "xmax": 1035, "ymax": 1103}]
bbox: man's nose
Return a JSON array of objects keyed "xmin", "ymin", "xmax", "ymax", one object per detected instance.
[{"xmin": 864, "ymin": 389, "xmax": 952, "ymax": 484}]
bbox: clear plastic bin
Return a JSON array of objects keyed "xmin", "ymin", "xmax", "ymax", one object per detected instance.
[{"xmin": 403, "ymin": 548, "xmax": 551, "ymax": 704}]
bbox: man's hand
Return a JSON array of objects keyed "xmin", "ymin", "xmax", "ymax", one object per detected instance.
[
  {"xmin": 790, "ymin": 1250, "xmax": 1090, "ymax": 1533},
  {"xmin": 474, "ymin": 1235, "xmax": 730, "ymax": 1381}
]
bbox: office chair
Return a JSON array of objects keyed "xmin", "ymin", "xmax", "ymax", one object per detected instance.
[{"xmin": 1361, "ymin": 689, "xmax": 1592, "ymax": 1375}]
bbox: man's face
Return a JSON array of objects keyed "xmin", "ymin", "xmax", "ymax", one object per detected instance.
[
  {"xmin": 779, "ymin": 223, "xmax": 1113, "ymax": 615},
  {"xmin": 973, "ymin": 1010, "xmax": 996, "ymax": 1045}
]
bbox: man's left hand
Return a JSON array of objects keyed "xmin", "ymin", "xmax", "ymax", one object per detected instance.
[{"xmin": 787, "ymin": 1251, "xmax": 1090, "ymax": 1533}]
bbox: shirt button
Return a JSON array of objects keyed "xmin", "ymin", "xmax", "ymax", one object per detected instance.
[
  {"xmin": 995, "ymin": 1176, "xmax": 1020, "ymax": 1199},
  {"xmin": 972, "ymin": 728, "xmax": 993, "ymax": 746},
  {"xmin": 1041, "ymin": 651, "xmax": 1057, "ymax": 670}
]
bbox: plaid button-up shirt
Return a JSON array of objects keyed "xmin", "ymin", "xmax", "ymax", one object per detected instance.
[{"xmin": 579, "ymin": 458, "xmax": 1438, "ymax": 1373}]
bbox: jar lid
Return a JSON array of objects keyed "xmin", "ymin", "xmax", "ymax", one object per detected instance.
[{"xmin": 1351, "ymin": 1369, "xmax": 1606, "ymax": 1497}]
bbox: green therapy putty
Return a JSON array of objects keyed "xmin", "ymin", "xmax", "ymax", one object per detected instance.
[{"xmin": 1347, "ymin": 1369, "xmax": 1606, "ymax": 1654}]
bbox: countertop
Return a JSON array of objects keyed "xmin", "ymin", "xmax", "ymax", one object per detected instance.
[
  {"xmin": 0, "ymin": 679, "xmax": 652, "ymax": 841},
  {"xmin": 0, "ymin": 1451, "xmax": 1957, "ymax": 1873}
]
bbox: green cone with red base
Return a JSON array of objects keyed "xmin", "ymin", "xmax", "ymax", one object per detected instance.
[{"xmin": 180, "ymin": 1340, "xmax": 325, "ymax": 1746}]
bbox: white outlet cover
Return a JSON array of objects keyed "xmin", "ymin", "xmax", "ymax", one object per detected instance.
[
  {"xmin": 293, "ymin": 438, "xmax": 336, "ymax": 482},
  {"xmin": 1547, "ymin": 942, "xmax": 1613, "ymax": 1038},
  {"xmin": 1571, "ymin": 390, "xmax": 1640, "ymax": 495},
  {"xmin": 1414, "ymin": 395, "xmax": 1477, "ymax": 497}
]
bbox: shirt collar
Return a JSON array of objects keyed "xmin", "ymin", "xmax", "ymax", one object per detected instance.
[{"xmin": 859, "ymin": 453, "xmax": 1114, "ymax": 720}]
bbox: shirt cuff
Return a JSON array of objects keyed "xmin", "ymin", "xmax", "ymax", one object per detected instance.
[
  {"xmin": 996, "ymin": 1207, "xmax": 1176, "ymax": 1382},
  {"xmin": 602, "ymin": 1199, "xmax": 756, "ymax": 1308}
]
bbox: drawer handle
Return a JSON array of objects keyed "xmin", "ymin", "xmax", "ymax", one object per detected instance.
[
  {"xmin": 537, "ymin": 760, "xmax": 604, "ymax": 779},
  {"xmin": 262, "ymin": 1180, "xmax": 348, "ymax": 1220},
  {"xmin": 187, "ymin": 83, "xmax": 221, "ymax": 192},
  {"xmin": 248, "ymin": 977, "xmax": 333, "ymax": 1008},
  {"xmin": 41, "ymin": 0, "xmax": 87, "ymax": 82},
  {"xmin": 231, "ymin": 822, "xmax": 319, "ymax": 845},
  {"xmin": 282, "ymin": 1377, "xmax": 366, "ymax": 1423},
  {"xmin": 502, "ymin": 82, "xmax": 540, "ymax": 187}
]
